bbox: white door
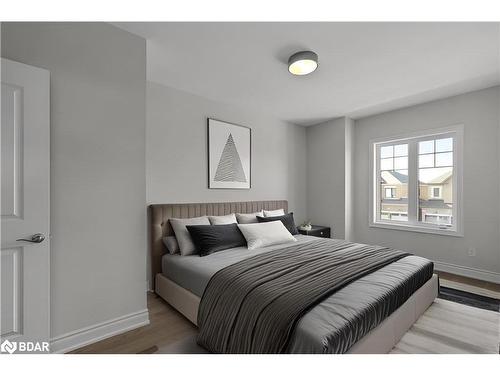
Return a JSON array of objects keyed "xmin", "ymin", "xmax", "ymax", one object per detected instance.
[{"xmin": 1, "ymin": 58, "xmax": 50, "ymax": 353}]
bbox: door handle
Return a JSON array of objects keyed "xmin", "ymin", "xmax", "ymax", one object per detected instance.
[{"xmin": 16, "ymin": 233, "xmax": 45, "ymax": 243}]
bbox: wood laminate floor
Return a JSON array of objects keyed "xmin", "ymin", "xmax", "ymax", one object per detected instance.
[
  {"xmin": 436, "ymin": 271, "xmax": 500, "ymax": 297},
  {"xmin": 72, "ymin": 272, "xmax": 499, "ymax": 354},
  {"xmin": 71, "ymin": 293, "xmax": 197, "ymax": 354}
]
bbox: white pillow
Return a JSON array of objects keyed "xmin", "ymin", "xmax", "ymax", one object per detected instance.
[
  {"xmin": 263, "ymin": 209, "xmax": 285, "ymax": 217},
  {"xmin": 208, "ymin": 213, "xmax": 237, "ymax": 225},
  {"xmin": 170, "ymin": 216, "xmax": 210, "ymax": 256},
  {"xmin": 236, "ymin": 210, "xmax": 264, "ymax": 224},
  {"xmin": 237, "ymin": 221, "xmax": 297, "ymax": 250}
]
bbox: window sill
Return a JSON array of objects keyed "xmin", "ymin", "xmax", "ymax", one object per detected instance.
[{"xmin": 370, "ymin": 221, "xmax": 463, "ymax": 237}]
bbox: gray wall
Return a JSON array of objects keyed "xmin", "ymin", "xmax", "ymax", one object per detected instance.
[
  {"xmin": 344, "ymin": 117, "xmax": 354, "ymax": 241},
  {"xmin": 147, "ymin": 82, "xmax": 307, "ymax": 223},
  {"xmin": 1, "ymin": 23, "xmax": 147, "ymax": 338},
  {"xmin": 353, "ymin": 87, "xmax": 500, "ymax": 277},
  {"xmin": 306, "ymin": 117, "xmax": 352, "ymax": 239}
]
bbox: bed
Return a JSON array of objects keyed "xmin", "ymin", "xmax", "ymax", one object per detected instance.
[{"xmin": 149, "ymin": 200, "xmax": 438, "ymax": 354}]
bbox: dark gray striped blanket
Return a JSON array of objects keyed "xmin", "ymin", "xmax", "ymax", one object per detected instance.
[{"xmin": 197, "ymin": 239, "xmax": 411, "ymax": 353}]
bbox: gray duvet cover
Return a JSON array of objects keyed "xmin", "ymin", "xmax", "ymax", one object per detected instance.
[{"xmin": 162, "ymin": 236, "xmax": 433, "ymax": 353}]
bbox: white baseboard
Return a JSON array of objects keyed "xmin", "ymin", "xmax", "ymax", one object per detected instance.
[
  {"xmin": 434, "ymin": 261, "xmax": 500, "ymax": 284},
  {"xmin": 50, "ymin": 309, "xmax": 150, "ymax": 353}
]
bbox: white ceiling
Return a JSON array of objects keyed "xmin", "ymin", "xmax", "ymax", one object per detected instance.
[{"xmin": 114, "ymin": 22, "xmax": 500, "ymax": 126}]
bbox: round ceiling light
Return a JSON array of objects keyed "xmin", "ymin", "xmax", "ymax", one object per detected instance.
[{"xmin": 288, "ymin": 50, "xmax": 318, "ymax": 76}]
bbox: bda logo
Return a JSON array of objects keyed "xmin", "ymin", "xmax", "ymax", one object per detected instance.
[{"xmin": 1, "ymin": 339, "xmax": 17, "ymax": 354}]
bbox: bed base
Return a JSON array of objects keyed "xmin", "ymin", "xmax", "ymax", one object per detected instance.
[
  {"xmin": 348, "ymin": 273, "xmax": 438, "ymax": 353},
  {"xmin": 155, "ymin": 272, "xmax": 439, "ymax": 353},
  {"xmin": 156, "ymin": 273, "xmax": 200, "ymax": 325}
]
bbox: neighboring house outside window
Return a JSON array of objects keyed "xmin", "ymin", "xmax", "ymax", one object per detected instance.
[{"xmin": 370, "ymin": 126, "xmax": 463, "ymax": 236}]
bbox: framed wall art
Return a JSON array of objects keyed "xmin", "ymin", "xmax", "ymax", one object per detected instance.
[{"xmin": 207, "ymin": 118, "xmax": 251, "ymax": 189}]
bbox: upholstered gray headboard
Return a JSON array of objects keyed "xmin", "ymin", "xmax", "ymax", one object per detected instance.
[{"xmin": 149, "ymin": 200, "xmax": 288, "ymax": 288}]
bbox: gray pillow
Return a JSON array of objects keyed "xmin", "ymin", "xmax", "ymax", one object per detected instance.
[
  {"xmin": 208, "ymin": 213, "xmax": 237, "ymax": 225},
  {"xmin": 170, "ymin": 216, "xmax": 210, "ymax": 256},
  {"xmin": 263, "ymin": 208, "xmax": 285, "ymax": 217},
  {"xmin": 236, "ymin": 210, "xmax": 264, "ymax": 224},
  {"xmin": 162, "ymin": 236, "xmax": 179, "ymax": 255}
]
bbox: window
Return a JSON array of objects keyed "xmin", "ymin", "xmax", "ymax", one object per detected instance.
[
  {"xmin": 370, "ymin": 126, "xmax": 463, "ymax": 236},
  {"xmin": 429, "ymin": 186, "xmax": 442, "ymax": 199},
  {"xmin": 384, "ymin": 187, "xmax": 396, "ymax": 198}
]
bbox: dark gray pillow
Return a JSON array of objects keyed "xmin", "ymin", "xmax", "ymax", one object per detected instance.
[
  {"xmin": 257, "ymin": 212, "xmax": 299, "ymax": 235},
  {"xmin": 186, "ymin": 223, "xmax": 246, "ymax": 257}
]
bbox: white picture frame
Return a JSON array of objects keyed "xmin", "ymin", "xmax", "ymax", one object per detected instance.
[{"xmin": 208, "ymin": 118, "xmax": 251, "ymax": 189}]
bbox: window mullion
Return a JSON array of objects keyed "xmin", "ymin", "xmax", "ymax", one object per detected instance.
[
  {"xmin": 375, "ymin": 145, "xmax": 381, "ymax": 221},
  {"xmin": 407, "ymin": 140, "xmax": 418, "ymax": 225}
]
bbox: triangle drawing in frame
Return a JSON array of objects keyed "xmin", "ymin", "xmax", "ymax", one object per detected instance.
[{"xmin": 208, "ymin": 118, "xmax": 251, "ymax": 189}]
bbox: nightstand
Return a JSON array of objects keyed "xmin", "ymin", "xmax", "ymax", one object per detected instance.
[{"xmin": 297, "ymin": 225, "xmax": 331, "ymax": 238}]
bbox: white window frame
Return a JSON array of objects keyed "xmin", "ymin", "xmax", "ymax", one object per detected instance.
[{"xmin": 369, "ymin": 125, "xmax": 463, "ymax": 237}]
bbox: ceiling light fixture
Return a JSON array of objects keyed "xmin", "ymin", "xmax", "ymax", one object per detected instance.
[{"xmin": 288, "ymin": 50, "xmax": 318, "ymax": 76}]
